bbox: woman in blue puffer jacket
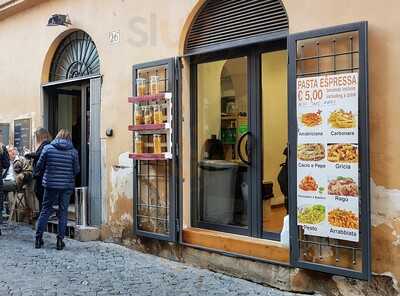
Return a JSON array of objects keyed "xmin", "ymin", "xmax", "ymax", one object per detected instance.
[{"xmin": 35, "ymin": 129, "xmax": 80, "ymax": 250}]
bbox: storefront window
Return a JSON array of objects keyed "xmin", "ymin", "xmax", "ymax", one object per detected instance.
[
  {"xmin": 196, "ymin": 57, "xmax": 249, "ymax": 232},
  {"xmin": 261, "ymin": 50, "xmax": 288, "ymax": 234},
  {"xmin": 192, "ymin": 42, "xmax": 289, "ymax": 240}
]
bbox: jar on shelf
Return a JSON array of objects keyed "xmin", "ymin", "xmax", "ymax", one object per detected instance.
[
  {"xmin": 153, "ymin": 134, "xmax": 162, "ymax": 154},
  {"xmin": 136, "ymin": 78, "xmax": 147, "ymax": 96},
  {"xmin": 135, "ymin": 133, "xmax": 144, "ymax": 154},
  {"xmin": 144, "ymin": 106, "xmax": 153, "ymax": 124},
  {"xmin": 150, "ymin": 76, "xmax": 160, "ymax": 95},
  {"xmin": 153, "ymin": 104, "xmax": 163, "ymax": 124},
  {"xmin": 134, "ymin": 105, "xmax": 144, "ymax": 125}
]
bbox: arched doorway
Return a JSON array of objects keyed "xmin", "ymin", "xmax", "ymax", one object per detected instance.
[{"xmin": 42, "ymin": 30, "xmax": 102, "ymax": 227}]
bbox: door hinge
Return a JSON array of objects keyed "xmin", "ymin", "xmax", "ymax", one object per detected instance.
[
  {"xmin": 176, "ymin": 219, "xmax": 180, "ymax": 232},
  {"xmin": 175, "ymin": 143, "xmax": 179, "ymax": 158}
]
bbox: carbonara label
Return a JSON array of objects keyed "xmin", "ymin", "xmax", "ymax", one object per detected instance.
[{"xmin": 296, "ymin": 73, "xmax": 359, "ymax": 242}]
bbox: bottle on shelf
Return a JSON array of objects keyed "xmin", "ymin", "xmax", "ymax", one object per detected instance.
[
  {"xmin": 144, "ymin": 106, "xmax": 154, "ymax": 124},
  {"xmin": 134, "ymin": 105, "xmax": 144, "ymax": 125},
  {"xmin": 135, "ymin": 133, "xmax": 144, "ymax": 154},
  {"xmin": 150, "ymin": 75, "xmax": 160, "ymax": 95},
  {"xmin": 153, "ymin": 134, "xmax": 162, "ymax": 154},
  {"xmin": 153, "ymin": 104, "xmax": 163, "ymax": 124},
  {"xmin": 136, "ymin": 78, "xmax": 147, "ymax": 96}
]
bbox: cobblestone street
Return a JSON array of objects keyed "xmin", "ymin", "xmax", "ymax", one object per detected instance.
[{"xmin": 0, "ymin": 225, "xmax": 303, "ymax": 296}]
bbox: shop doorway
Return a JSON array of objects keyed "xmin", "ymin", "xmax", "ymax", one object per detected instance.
[
  {"xmin": 42, "ymin": 77, "xmax": 102, "ymax": 226},
  {"xmin": 42, "ymin": 81, "xmax": 90, "ymax": 225},
  {"xmin": 41, "ymin": 30, "xmax": 102, "ymax": 227},
  {"xmin": 191, "ymin": 40, "xmax": 288, "ymax": 240},
  {"xmin": 47, "ymin": 83, "xmax": 90, "ymax": 189}
]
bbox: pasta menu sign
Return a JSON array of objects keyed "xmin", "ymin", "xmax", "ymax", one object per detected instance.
[{"xmin": 296, "ymin": 73, "xmax": 359, "ymax": 242}]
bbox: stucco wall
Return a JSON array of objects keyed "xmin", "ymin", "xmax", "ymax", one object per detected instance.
[
  {"xmin": 0, "ymin": 0, "xmax": 196, "ymax": 237},
  {"xmin": 0, "ymin": 0, "xmax": 400, "ymax": 292}
]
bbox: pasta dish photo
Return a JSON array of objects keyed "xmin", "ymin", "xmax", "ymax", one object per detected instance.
[
  {"xmin": 301, "ymin": 110, "xmax": 322, "ymax": 127},
  {"xmin": 297, "ymin": 144, "xmax": 325, "ymax": 161},
  {"xmin": 299, "ymin": 175, "xmax": 318, "ymax": 191},
  {"xmin": 298, "ymin": 205, "xmax": 325, "ymax": 225},
  {"xmin": 327, "ymin": 144, "xmax": 358, "ymax": 163},
  {"xmin": 328, "ymin": 109, "xmax": 356, "ymax": 128},
  {"xmin": 328, "ymin": 177, "xmax": 359, "ymax": 196},
  {"xmin": 328, "ymin": 208, "xmax": 359, "ymax": 229}
]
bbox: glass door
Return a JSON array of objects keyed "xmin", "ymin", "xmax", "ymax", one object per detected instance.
[
  {"xmin": 194, "ymin": 56, "xmax": 250, "ymax": 235},
  {"xmin": 191, "ymin": 43, "xmax": 289, "ymax": 240},
  {"xmin": 260, "ymin": 50, "xmax": 288, "ymax": 240}
]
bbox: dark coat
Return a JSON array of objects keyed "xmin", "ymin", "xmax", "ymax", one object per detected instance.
[
  {"xmin": 37, "ymin": 139, "xmax": 80, "ymax": 190},
  {"xmin": 0, "ymin": 145, "xmax": 10, "ymax": 180},
  {"xmin": 25, "ymin": 140, "xmax": 51, "ymax": 178}
]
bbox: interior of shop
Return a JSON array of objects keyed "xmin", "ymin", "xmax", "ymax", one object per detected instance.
[
  {"xmin": 196, "ymin": 50, "xmax": 288, "ymax": 235},
  {"xmin": 45, "ymin": 83, "xmax": 91, "ymax": 222}
]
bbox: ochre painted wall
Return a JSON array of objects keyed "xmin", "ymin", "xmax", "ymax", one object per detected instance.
[{"xmin": 0, "ymin": 0, "xmax": 197, "ymax": 236}]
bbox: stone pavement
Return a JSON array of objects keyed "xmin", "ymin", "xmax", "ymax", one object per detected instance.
[{"xmin": 0, "ymin": 224, "xmax": 303, "ymax": 296}]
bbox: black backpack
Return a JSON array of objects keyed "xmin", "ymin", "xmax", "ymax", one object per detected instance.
[
  {"xmin": 0, "ymin": 145, "xmax": 10, "ymax": 178},
  {"xmin": 277, "ymin": 147, "xmax": 288, "ymax": 197}
]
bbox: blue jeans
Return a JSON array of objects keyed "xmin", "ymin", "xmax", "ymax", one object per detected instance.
[{"xmin": 36, "ymin": 188, "xmax": 72, "ymax": 240}]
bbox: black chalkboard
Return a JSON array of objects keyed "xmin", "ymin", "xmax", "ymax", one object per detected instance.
[
  {"xmin": 0, "ymin": 123, "xmax": 10, "ymax": 146},
  {"xmin": 14, "ymin": 119, "xmax": 31, "ymax": 154}
]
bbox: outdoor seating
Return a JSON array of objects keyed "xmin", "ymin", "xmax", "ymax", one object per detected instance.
[{"xmin": 8, "ymin": 185, "xmax": 34, "ymax": 223}]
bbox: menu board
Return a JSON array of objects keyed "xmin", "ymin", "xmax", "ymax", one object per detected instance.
[
  {"xmin": 0, "ymin": 124, "xmax": 10, "ymax": 146},
  {"xmin": 296, "ymin": 73, "xmax": 359, "ymax": 242},
  {"xmin": 14, "ymin": 119, "xmax": 32, "ymax": 154}
]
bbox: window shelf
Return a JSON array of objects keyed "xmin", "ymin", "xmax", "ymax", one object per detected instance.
[
  {"xmin": 128, "ymin": 92, "xmax": 172, "ymax": 104},
  {"xmin": 129, "ymin": 124, "xmax": 170, "ymax": 132},
  {"xmin": 129, "ymin": 153, "xmax": 173, "ymax": 161}
]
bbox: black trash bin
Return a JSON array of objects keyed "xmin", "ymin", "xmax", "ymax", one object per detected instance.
[{"xmin": 199, "ymin": 160, "xmax": 239, "ymax": 225}]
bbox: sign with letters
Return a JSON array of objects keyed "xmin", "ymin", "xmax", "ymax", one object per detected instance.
[{"xmin": 296, "ymin": 73, "xmax": 360, "ymax": 242}]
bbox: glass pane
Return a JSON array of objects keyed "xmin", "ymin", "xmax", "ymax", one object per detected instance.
[
  {"xmin": 196, "ymin": 57, "xmax": 249, "ymax": 230},
  {"xmin": 261, "ymin": 50, "xmax": 288, "ymax": 234},
  {"xmin": 295, "ymin": 31, "xmax": 362, "ymax": 272}
]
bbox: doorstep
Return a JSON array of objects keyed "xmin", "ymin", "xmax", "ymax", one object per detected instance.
[{"xmin": 182, "ymin": 228, "xmax": 289, "ymax": 264}]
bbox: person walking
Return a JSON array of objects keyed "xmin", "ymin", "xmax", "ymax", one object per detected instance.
[
  {"xmin": 35, "ymin": 129, "xmax": 79, "ymax": 250},
  {"xmin": 0, "ymin": 143, "xmax": 10, "ymax": 236},
  {"xmin": 25, "ymin": 128, "xmax": 52, "ymax": 215}
]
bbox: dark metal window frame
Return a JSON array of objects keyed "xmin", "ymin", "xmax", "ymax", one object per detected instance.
[
  {"xmin": 288, "ymin": 21, "xmax": 371, "ymax": 280},
  {"xmin": 190, "ymin": 37, "xmax": 288, "ymax": 241},
  {"xmin": 132, "ymin": 58, "xmax": 179, "ymax": 242}
]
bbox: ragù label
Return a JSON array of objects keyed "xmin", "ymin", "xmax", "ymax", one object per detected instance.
[{"xmin": 296, "ymin": 73, "xmax": 360, "ymax": 242}]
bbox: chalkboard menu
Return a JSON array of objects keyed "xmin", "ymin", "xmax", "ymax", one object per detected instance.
[
  {"xmin": 0, "ymin": 123, "xmax": 10, "ymax": 146},
  {"xmin": 14, "ymin": 119, "xmax": 32, "ymax": 153}
]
